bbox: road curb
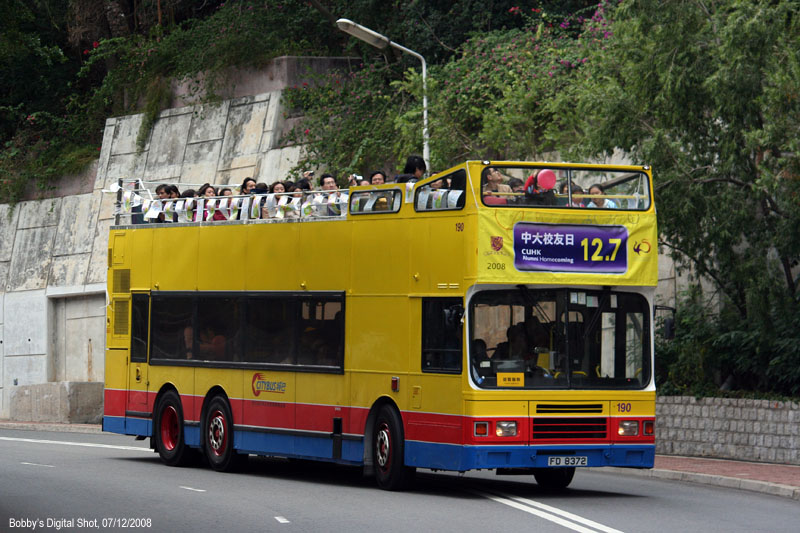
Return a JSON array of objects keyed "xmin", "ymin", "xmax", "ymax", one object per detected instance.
[
  {"xmin": 0, "ymin": 421, "xmax": 103, "ymax": 434},
  {"xmin": 597, "ymin": 466, "xmax": 800, "ymax": 502}
]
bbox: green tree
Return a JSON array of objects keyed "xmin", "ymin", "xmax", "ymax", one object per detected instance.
[{"xmin": 569, "ymin": 0, "xmax": 800, "ymax": 395}]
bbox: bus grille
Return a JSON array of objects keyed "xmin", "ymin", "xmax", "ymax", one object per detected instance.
[
  {"xmin": 532, "ymin": 417, "xmax": 607, "ymax": 440},
  {"xmin": 113, "ymin": 301, "xmax": 129, "ymax": 335},
  {"xmin": 113, "ymin": 269, "xmax": 130, "ymax": 294},
  {"xmin": 536, "ymin": 404, "xmax": 603, "ymax": 414}
]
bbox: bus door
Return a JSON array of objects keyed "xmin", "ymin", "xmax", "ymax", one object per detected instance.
[
  {"xmin": 406, "ymin": 297, "xmax": 464, "ymax": 470},
  {"xmin": 127, "ymin": 294, "xmax": 150, "ymax": 430}
]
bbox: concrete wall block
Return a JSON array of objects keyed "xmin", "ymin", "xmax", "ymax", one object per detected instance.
[
  {"xmin": 97, "ymin": 189, "xmax": 119, "ymax": 222},
  {"xmin": 95, "ymin": 119, "xmax": 117, "ymax": 189},
  {"xmin": 218, "ymin": 100, "xmax": 269, "ymax": 170},
  {"xmin": 105, "ymin": 152, "xmax": 149, "ymax": 191},
  {"xmin": 188, "ymin": 101, "xmax": 230, "ymax": 143},
  {"xmin": 181, "ymin": 139, "xmax": 223, "ymax": 185},
  {"xmin": 53, "ymin": 193, "xmax": 100, "ymax": 256},
  {"xmin": 3, "ymin": 290, "xmax": 47, "ymax": 356},
  {"xmin": 48, "ymin": 254, "xmax": 91, "ymax": 288},
  {"xmin": 64, "ymin": 311, "xmax": 105, "ymax": 382},
  {"xmin": 86, "ymin": 218, "xmax": 112, "ymax": 285},
  {"xmin": 65, "ymin": 294, "xmax": 106, "ymax": 320},
  {"xmin": 0, "ymin": 262, "xmax": 8, "ymax": 295},
  {"xmin": 7, "ymin": 226, "xmax": 56, "ymax": 291},
  {"xmin": 4, "ymin": 354, "xmax": 47, "ymax": 389},
  {"xmin": 263, "ymin": 91, "xmax": 281, "ymax": 131},
  {"xmin": 16, "ymin": 198, "xmax": 61, "ymax": 230},
  {"xmin": 111, "ymin": 113, "xmax": 146, "ymax": 156},
  {"xmin": 145, "ymin": 112, "xmax": 193, "ymax": 180},
  {"xmin": 8, "ymin": 382, "xmax": 102, "ymax": 423},
  {"xmin": 0, "ymin": 204, "xmax": 20, "ymax": 262},
  {"xmin": 66, "ymin": 381, "xmax": 103, "ymax": 423}
]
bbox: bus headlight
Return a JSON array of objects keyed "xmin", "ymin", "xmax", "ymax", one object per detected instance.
[
  {"xmin": 496, "ymin": 421, "xmax": 517, "ymax": 437},
  {"xmin": 618, "ymin": 420, "xmax": 639, "ymax": 436}
]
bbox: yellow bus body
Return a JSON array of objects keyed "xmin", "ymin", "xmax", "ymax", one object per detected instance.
[{"xmin": 104, "ymin": 161, "xmax": 657, "ymax": 486}]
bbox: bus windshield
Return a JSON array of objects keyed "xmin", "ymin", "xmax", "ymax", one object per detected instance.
[
  {"xmin": 480, "ymin": 165, "xmax": 651, "ymax": 210},
  {"xmin": 470, "ymin": 288, "xmax": 650, "ymax": 390}
]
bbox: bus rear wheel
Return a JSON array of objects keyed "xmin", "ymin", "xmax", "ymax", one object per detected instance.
[
  {"xmin": 154, "ymin": 390, "xmax": 191, "ymax": 466},
  {"xmin": 373, "ymin": 405, "xmax": 414, "ymax": 491},
  {"xmin": 203, "ymin": 396, "xmax": 246, "ymax": 472},
  {"xmin": 533, "ymin": 467, "xmax": 576, "ymax": 490}
]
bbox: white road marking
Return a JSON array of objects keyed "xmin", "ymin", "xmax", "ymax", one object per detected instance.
[
  {"xmin": 275, "ymin": 517, "xmax": 290, "ymax": 524},
  {"xmin": 180, "ymin": 486, "xmax": 206, "ymax": 493},
  {"xmin": 475, "ymin": 490, "xmax": 625, "ymax": 533},
  {"xmin": 0, "ymin": 436, "xmax": 152, "ymax": 452},
  {"xmin": 21, "ymin": 461, "xmax": 55, "ymax": 468}
]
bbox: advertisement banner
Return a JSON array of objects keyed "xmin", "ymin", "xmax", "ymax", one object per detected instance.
[
  {"xmin": 477, "ymin": 210, "xmax": 658, "ymax": 286},
  {"xmin": 514, "ymin": 223, "xmax": 628, "ymax": 274}
]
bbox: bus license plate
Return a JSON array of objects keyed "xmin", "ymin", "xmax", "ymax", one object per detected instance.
[{"xmin": 547, "ymin": 456, "xmax": 587, "ymax": 467}]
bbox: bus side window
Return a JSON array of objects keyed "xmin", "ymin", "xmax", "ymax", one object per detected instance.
[
  {"xmin": 130, "ymin": 293, "xmax": 149, "ymax": 363},
  {"xmin": 414, "ymin": 169, "xmax": 466, "ymax": 212},
  {"xmin": 150, "ymin": 294, "xmax": 193, "ymax": 361},
  {"xmin": 421, "ymin": 298, "xmax": 463, "ymax": 373}
]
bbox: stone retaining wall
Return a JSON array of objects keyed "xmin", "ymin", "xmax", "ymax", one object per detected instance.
[{"xmin": 656, "ymin": 396, "xmax": 800, "ymax": 465}]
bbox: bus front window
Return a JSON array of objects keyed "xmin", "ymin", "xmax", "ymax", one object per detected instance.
[{"xmin": 470, "ymin": 289, "xmax": 650, "ymax": 390}]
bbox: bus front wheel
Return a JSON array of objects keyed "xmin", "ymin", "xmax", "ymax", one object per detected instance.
[
  {"xmin": 203, "ymin": 396, "xmax": 246, "ymax": 472},
  {"xmin": 533, "ymin": 467, "xmax": 575, "ymax": 490},
  {"xmin": 154, "ymin": 390, "xmax": 190, "ymax": 467},
  {"xmin": 373, "ymin": 405, "xmax": 415, "ymax": 491}
]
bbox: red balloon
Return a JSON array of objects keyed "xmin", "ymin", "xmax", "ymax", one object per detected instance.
[{"xmin": 537, "ymin": 169, "xmax": 556, "ymax": 190}]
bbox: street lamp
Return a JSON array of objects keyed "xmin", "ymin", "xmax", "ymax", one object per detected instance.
[{"xmin": 336, "ymin": 18, "xmax": 429, "ymax": 173}]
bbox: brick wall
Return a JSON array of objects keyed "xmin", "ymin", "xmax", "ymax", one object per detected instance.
[{"xmin": 656, "ymin": 396, "xmax": 800, "ymax": 465}]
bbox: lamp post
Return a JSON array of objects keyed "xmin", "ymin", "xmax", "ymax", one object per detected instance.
[{"xmin": 336, "ymin": 18, "xmax": 429, "ymax": 173}]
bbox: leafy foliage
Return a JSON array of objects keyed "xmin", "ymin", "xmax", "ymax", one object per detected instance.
[
  {"xmin": 575, "ymin": 0, "xmax": 800, "ymax": 397},
  {"xmin": 287, "ymin": 3, "xmax": 609, "ymax": 174}
]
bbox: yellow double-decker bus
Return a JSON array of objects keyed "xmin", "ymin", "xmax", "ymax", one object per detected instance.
[{"xmin": 104, "ymin": 160, "xmax": 657, "ymax": 490}]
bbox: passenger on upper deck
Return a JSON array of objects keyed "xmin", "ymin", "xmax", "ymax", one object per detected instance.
[
  {"xmin": 557, "ymin": 181, "xmax": 586, "ymax": 207},
  {"xmin": 295, "ymin": 178, "xmax": 312, "ymax": 192},
  {"xmin": 370, "ymin": 171, "xmax": 386, "ymax": 185},
  {"xmin": 153, "ymin": 184, "xmax": 169, "ymax": 223},
  {"xmin": 507, "ymin": 177, "xmax": 524, "ymax": 193},
  {"xmin": 240, "ymin": 177, "xmax": 256, "ymax": 195},
  {"xmin": 482, "ymin": 167, "xmax": 512, "ymax": 193},
  {"xmin": 587, "ymin": 183, "xmax": 618, "ymax": 209},
  {"xmin": 403, "ymin": 155, "xmax": 427, "ymax": 180},
  {"xmin": 198, "ymin": 183, "xmax": 227, "ymax": 221},
  {"xmin": 320, "ymin": 174, "xmax": 348, "ymax": 214},
  {"xmin": 523, "ymin": 169, "xmax": 557, "ymax": 206}
]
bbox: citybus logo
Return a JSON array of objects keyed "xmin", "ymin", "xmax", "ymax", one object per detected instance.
[
  {"xmin": 251, "ymin": 373, "xmax": 287, "ymax": 396},
  {"xmin": 633, "ymin": 239, "xmax": 652, "ymax": 255}
]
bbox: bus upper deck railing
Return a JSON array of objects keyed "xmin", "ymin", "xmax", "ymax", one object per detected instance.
[{"xmin": 110, "ymin": 179, "xmax": 351, "ymax": 226}]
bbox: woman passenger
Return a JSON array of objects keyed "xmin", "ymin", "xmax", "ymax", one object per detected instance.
[
  {"xmin": 587, "ymin": 183, "xmax": 618, "ymax": 209},
  {"xmin": 198, "ymin": 183, "xmax": 227, "ymax": 221}
]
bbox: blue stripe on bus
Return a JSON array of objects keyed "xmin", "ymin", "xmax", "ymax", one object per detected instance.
[
  {"xmin": 405, "ymin": 441, "xmax": 655, "ymax": 470},
  {"xmin": 185, "ymin": 425, "xmax": 201, "ymax": 447},
  {"xmin": 103, "ymin": 416, "xmax": 126, "ymax": 434},
  {"xmin": 103, "ymin": 415, "xmax": 151, "ymax": 438},
  {"xmin": 125, "ymin": 416, "xmax": 152, "ymax": 437},
  {"xmin": 233, "ymin": 429, "xmax": 363, "ymax": 465}
]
